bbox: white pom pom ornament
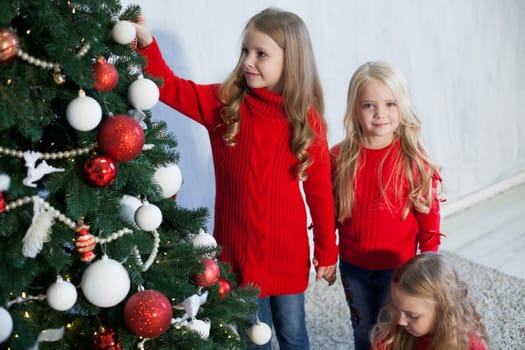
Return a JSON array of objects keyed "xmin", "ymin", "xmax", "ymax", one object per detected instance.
[
  {"xmin": 153, "ymin": 163, "xmax": 182, "ymax": 198},
  {"xmin": 66, "ymin": 90, "xmax": 102, "ymax": 131},
  {"xmin": 0, "ymin": 307, "xmax": 13, "ymax": 343},
  {"xmin": 128, "ymin": 75, "xmax": 159, "ymax": 110},
  {"xmin": 134, "ymin": 202, "xmax": 162, "ymax": 231},
  {"xmin": 112, "ymin": 20, "xmax": 136, "ymax": 45},
  {"xmin": 47, "ymin": 276, "xmax": 78, "ymax": 311},
  {"xmin": 191, "ymin": 229, "xmax": 217, "ymax": 250},
  {"xmin": 248, "ymin": 321, "xmax": 272, "ymax": 345},
  {"xmin": 81, "ymin": 255, "xmax": 130, "ymax": 308}
]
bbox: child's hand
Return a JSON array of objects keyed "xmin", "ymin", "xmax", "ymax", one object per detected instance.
[
  {"xmin": 313, "ymin": 258, "xmax": 337, "ymax": 286},
  {"xmin": 134, "ymin": 13, "xmax": 153, "ymax": 49}
]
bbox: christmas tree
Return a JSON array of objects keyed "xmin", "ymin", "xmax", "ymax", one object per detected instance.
[{"xmin": 0, "ymin": 1, "xmax": 260, "ymax": 349}]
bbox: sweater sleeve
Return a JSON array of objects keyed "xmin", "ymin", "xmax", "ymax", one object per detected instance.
[
  {"xmin": 302, "ymin": 111, "xmax": 338, "ymax": 266},
  {"xmin": 415, "ymin": 174, "xmax": 443, "ymax": 252},
  {"xmin": 136, "ymin": 38, "xmax": 222, "ymax": 129}
]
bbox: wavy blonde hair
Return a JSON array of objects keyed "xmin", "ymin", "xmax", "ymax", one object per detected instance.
[
  {"xmin": 218, "ymin": 7, "xmax": 325, "ymax": 180},
  {"xmin": 333, "ymin": 61, "xmax": 440, "ymax": 221},
  {"xmin": 371, "ymin": 253, "xmax": 490, "ymax": 350}
]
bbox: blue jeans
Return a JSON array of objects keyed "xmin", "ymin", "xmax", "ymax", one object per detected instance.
[
  {"xmin": 246, "ymin": 293, "xmax": 309, "ymax": 350},
  {"xmin": 339, "ymin": 260, "xmax": 394, "ymax": 350}
]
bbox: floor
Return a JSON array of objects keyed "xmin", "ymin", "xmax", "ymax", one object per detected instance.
[{"xmin": 440, "ymin": 182, "xmax": 525, "ymax": 280}]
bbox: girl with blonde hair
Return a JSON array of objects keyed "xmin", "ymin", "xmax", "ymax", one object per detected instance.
[
  {"xmin": 371, "ymin": 253, "xmax": 489, "ymax": 350},
  {"xmin": 331, "ymin": 61, "xmax": 443, "ymax": 350},
  {"xmin": 134, "ymin": 8, "xmax": 338, "ymax": 350}
]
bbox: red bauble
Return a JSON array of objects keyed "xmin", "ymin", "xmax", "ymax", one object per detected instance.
[
  {"xmin": 124, "ymin": 290, "xmax": 173, "ymax": 338},
  {"xmin": 84, "ymin": 155, "xmax": 117, "ymax": 187},
  {"xmin": 218, "ymin": 278, "xmax": 232, "ymax": 298},
  {"xmin": 93, "ymin": 327, "xmax": 122, "ymax": 350},
  {"xmin": 97, "ymin": 115, "xmax": 145, "ymax": 162},
  {"xmin": 93, "ymin": 57, "xmax": 119, "ymax": 92},
  {"xmin": 0, "ymin": 28, "xmax": 19, "ymax": 63},
  {"xmin": 193, "ymin": 258, "xmax": 220, "ymax": 288}
]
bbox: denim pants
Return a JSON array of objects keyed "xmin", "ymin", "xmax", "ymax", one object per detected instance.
[
  {"xmin": 339, "ymin": 260, "xmax": 394, "ymax": 350},
  {"xmin": 246, "ymin": 293, "xmax": 309, "ymax": 350}
]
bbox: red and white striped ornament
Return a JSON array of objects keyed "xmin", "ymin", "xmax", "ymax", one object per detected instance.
[{"xmin": 76, "ymin": 224, "xmax": 96, "ymax": 262}]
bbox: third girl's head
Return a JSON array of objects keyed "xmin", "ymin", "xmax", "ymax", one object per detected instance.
[
  {"xmin": 373, "ymin": 253, "xmax": 489, "ymax": 350},
  {"xmin": 343, "ymin": 61, "xmax": 421, "ymax": 149}
]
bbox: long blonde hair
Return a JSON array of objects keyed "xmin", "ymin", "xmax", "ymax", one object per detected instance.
[
  {"xmin": 333, "ymin": 61, "xmax": 440, "ymax": 221},
  {"xmin": 371, "ymin": 253, "xmax": 490, "ymax": 350},
  {"xmin": 219, "ymin": 7, "xmax": 325, "ymax": 180}
]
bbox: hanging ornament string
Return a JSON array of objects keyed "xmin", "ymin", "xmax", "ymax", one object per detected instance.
[
  {"xmin": 131, "ymin": 229, "xmax": 160, "ymax": 272},
  {"xmin": 16, "ymin": 43, "xmax": 91, "ymax": 85}
]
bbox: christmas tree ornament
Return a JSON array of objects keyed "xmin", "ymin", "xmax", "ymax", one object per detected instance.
[
  {"xmin": 93, "ymin": 327, "xmax": 122, "ymax": 350},
  {"xmin": 0, "ymin": 28, "xmax": 19, "ymax": 63},
  {"xmin": 22, "ymin": 150, "xmax": 64, "ymax": 188},
  {"xmin": 0, "ymin": 306, "xmax": 13, "ymax": 343},
  {"xmin": 191, "ymin": 228, "xmax": 217, "ymax": 250},
  {"xmin": 248, "ymin": 321, "xmax": 272, "ymax": 345},
  {"xmin": 173, "ymin": 291, "xmax": 208, "ymax": 325},
  {"xmin": 128, "ymin": 74, "xmax": 160, "ymax": 110},
  {"xmin": 75, "ymin": 223, "xmax": 96, "ymax": 262},
  {"xmin": 187, "ymin": 318, "xmax": 211, "ymax": 340},
  {"xmin": 97, "ymin": 114, "xmax": 145, "ymax": 162},
  {"xmin": 46, "ymin": 276, "xmax": 78, "ymax": 311},
  {"xmin": 112, "ymin": 20, "xmax": 136, "ymax": 45},
  {"xmin": 84, "ymin": 154, "xmax": 117, "ymax": 187},
  {"xmin": 218, "ymin": 278, "xmax": 232, "ymax": 298},
  {"xmin": 93, "ymin": 57, "xmax": 119, "ymax": 92},
  {"xmin": 66, "ymin": 89, "xmax": 102, "ymax": 131},
  {"xmin": 22, "ymin": 196, "xmax": 55, "ymax": 258},
  {"xmin": 81, "ymin": 255, "xmax": 130, "ymax": 308},
  {"xmin": 119, "ymin": 194, "xmax": 142, "ymax": 226},
  {"xmin": 0, "ymin": 173, "xmax": 11, "ymax": 213},
  {"xmin": 193, "ymin": 258, "xmax": 220, "ymax": 288},
  {"xmin": 134, "ymin": 201, "xmax": 162, "ymax": 231},
  {"xmin": 124, "ymin": 289, "xmax": 173, "ymax": 338},
  {"xmin": 153, "ymin": 163, "xmax": 183, "ymax": 198}
]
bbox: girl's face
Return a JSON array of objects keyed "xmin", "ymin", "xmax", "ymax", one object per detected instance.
[
  {"xmin": 391, "ymin": 284, "xmax": 437, "ymax": 337},
  {"xmin": 356, "ymin": 79, "xmax": 400, "ymax": 149},
  {"xmin": 241, "ymin": 27, "xmax": 284, "ymax": 93}
]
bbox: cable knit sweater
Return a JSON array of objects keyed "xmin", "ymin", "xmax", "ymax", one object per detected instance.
[
  {"xmin": 331, "ymin": 140, "xmax": 441, "ymax": 270},
  {"xmin": 138, "ymin": 39, "xmax": 338, "ymax": 297}
]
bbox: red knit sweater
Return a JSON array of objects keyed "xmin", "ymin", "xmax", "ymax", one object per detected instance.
[
  {"xmin": 138, "ymin": 39, "xmax": 338, "ymax": 297},
  {"xmin": 331, "ymin": 140, "xmax": 441, "ymax": 270}
]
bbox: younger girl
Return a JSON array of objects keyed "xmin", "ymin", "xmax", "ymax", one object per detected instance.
[
  {"xmin": 371, "ymin": 253, "xmax": 489, "ymax": 350},
  {"xmin": 331, "ymin": 61, "xmax": 443, "ymax": 350},
  {"xmin": 134, "ymin": 8, "xmax": 338, "ymax": 350}
]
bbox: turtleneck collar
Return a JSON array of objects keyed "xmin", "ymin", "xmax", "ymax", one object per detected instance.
[{"xmin": 244, "ymin": 87, "xmax": 285, "ymax": 119}]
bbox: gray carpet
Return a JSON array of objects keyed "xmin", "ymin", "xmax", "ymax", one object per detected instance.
[{"xmin": 272, "ymin": 251, "xmax": 525, "ymax": 349}]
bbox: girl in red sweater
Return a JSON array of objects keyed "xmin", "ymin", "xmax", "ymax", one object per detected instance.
[
  {"xmin": 371, "ymin": 253, "xmax": 489, "ymax": 350},
  {"xmin": 134, "ymin": 8, "xmax": 338, "ymax": 350},
  {"xmin": 331, "ymin": 61, "xmax": 443, "ymax": 350}
]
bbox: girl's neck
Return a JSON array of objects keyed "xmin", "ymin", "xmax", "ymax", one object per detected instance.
[{"xmin": 362, "ymin": 134, "xmax": 396, "ymax": 149}]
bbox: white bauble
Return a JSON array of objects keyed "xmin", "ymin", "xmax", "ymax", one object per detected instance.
[
  {"xmin": 112, "ymin": 20, "xmax": 136, "ymax": 45},
  {"xmin": 187, "ymin": 319, "xmax": 211, "ymax": 340},
  {"xmin": 128, "ymin": 75, "xmax": 159, "ymax": 110},
  {"xmin": 134, "ymin": 202, "xmax": 162, "ymax": 231},
  {"xmin": 248, "ymin": 321, "xmax": 272, "ymax": 345},
  {"xmin": 191, "ymin": 229, "xmax": 217, "ymax": 249},
  {"xmin": 119, "ymin": 195, "xmax": 142, "ymax": 226},
  {"xmin": 0, "ymin": 307, "xmax": 13, "ymax": 343},
  {"xmin": 153, "ymin": 163, "xmax": 182, "ymax": 198},
  {"xmin": 81, "ymin": 255, "xmax": 130, "ymax": 308},
  {"xmin": 47, "ymin": 276, "xmax": 78, "ymax": 311},
  {"xmin": 66, "ymin": 90, "xmax": 102, "ymax": 131}
]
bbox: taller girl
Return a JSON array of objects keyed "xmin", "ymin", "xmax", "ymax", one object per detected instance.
[
  {"xmin": 331, "ymin": 61, "xmax": 443, "ymax": 350},
  {"xmin": 134, "ymin": 8, "xmax": 338, "ymax": 350}
]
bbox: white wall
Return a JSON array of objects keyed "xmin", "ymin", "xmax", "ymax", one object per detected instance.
[{"xmin": 121, "ymin": 0, "xmax": 525, "ymax": 230}]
